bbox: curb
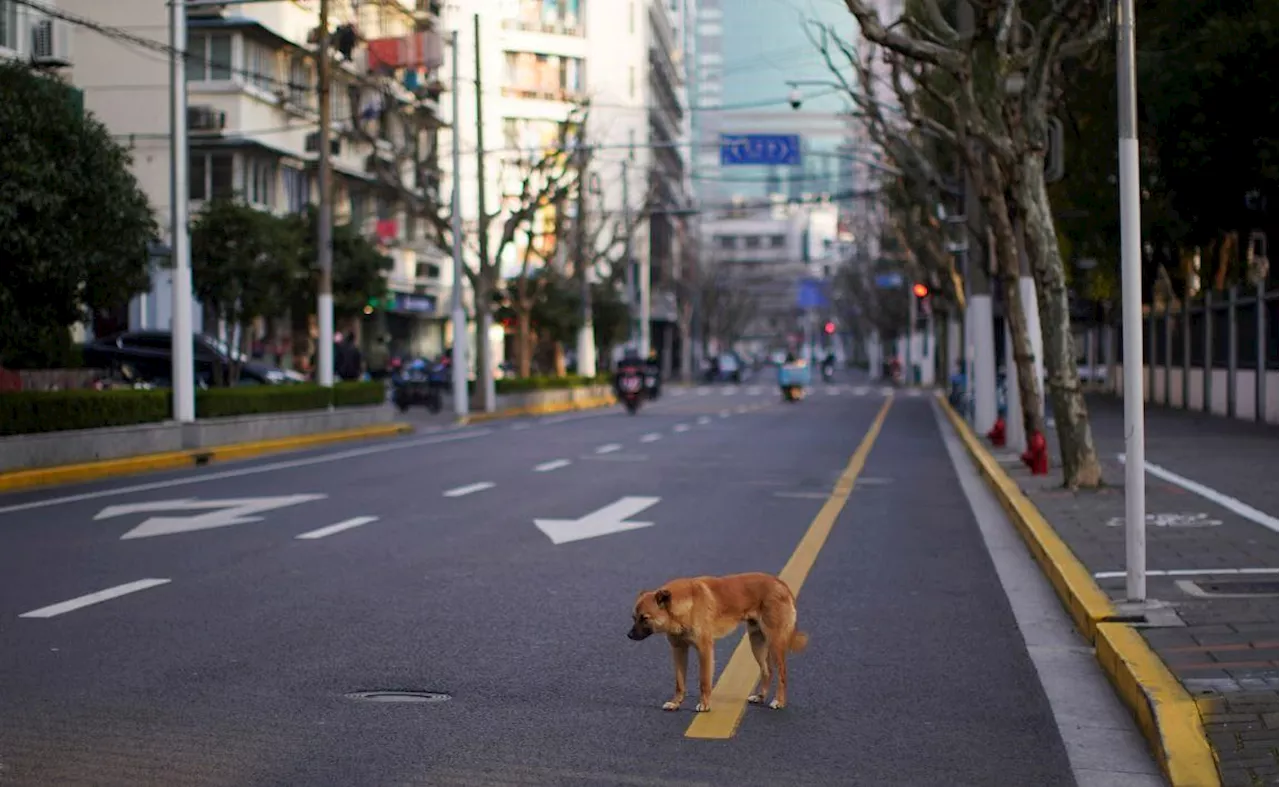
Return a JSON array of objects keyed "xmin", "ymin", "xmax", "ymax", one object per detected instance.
[
  {"xmin": 457, "ymin": 393, "xmax": 618, "ymax": 425},
  {"xmin": 937, "ymin": 394, "xmax": 1220, "ymax": 787},
  {"xmin": 0, "ymin": 422, "xmax": 414, "ymax": 495}
]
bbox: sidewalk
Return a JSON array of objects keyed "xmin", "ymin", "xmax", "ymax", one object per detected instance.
[{"xmin": 996, "ymin": 396, "xmax": 1277, "ymax": 786}]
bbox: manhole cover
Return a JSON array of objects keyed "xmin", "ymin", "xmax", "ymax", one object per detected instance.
[
  {"xmin": 345, "ymin": 690, "xmax": 451, "ymax": 703},
  {"xmin": 1177, "ymin": 579, "xmax": 1279, "ymax": 598}
]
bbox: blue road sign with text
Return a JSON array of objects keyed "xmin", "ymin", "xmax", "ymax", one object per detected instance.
[
  {"xmin": 797, "ymin": 278, "xmax": 828, "ymax": 309},
  {"xmin": 875, "ymin": 273, "xmax": 904, "ymax": 289},
  {"xmin": 719, "ymin": 134, "xmax": 802, "ymax": 167}
]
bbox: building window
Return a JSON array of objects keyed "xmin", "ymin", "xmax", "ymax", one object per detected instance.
[
  {"xmin": 628, "ymin": 66, "xmax": 635, "ymax": 98},
  {"xmin": 629, "ymin": 1, "xmax": 635, "ymax": 34},
  {"xmin": 282, "ymin": 167, "xmax": 310, "ymax": 213},
  {"xmin": 415, "ymin": 262, "xmax": 440, "ymax": 279},
  {"xmin": 503, "ymin": 51, "xmax": 586, "ymax": 100},
  {"xmin": 287, "ymin": 55, "xmax": 312, "ymax": 110},
  {"xmin": 716, "ymin": 235, "xmax": 735, "ymax": 250},
  {"xmin": 188, "ymin": 153, "xmax": 235, "ymax": 200},
  {"xmin": 349, "ymin": 189, "xmax": 368, "ymax": 230},
  {"xmin": 769, "ymin": 234, "xmax": 785, "ymax": 248},
  {"xmin": 0, "ymin": 1, "xmax": 18, "ymax": 51},
  {"xmin": 243, "ymin": 38, "xmax": 279, "ymax": 93},
  {"xmin": 744, "ymin": 235, "xmax": 761, "ymax": 249},
  {"xmin": 509, "ymin": 0, "xmax": 583, "ymax": 35},
  {"xmin": 244, "ymin": 157, "xmax": 276, "ymax": 207},
  {"xmin": 186, "ymin": 34, "xmax": 233, "ymax": 82}
]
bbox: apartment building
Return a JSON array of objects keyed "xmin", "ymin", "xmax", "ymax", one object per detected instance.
[
  {"xmin": 62, "ymin": 0, "xmax": 449, "ymax": 366},
  {"xmin": 442, "ymin": 0, "xmax": 690, "ymax": 368}
]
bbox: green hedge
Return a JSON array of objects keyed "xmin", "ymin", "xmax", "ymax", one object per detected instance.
[
  {"xmin": 494, "ymin": 373, "xmax": 611, "ymax": 395},
  {"xmin": 0, "ymin": 381, "xmax": 388, "ymax": 437},
  {"xmin": 0, "ymin": 389, "xmax": 170, "ymax": 437}
]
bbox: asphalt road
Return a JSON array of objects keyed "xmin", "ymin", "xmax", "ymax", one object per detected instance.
[{"xmin": 0, "ymin": 376, "xmax": 1145, "ymax": 786}]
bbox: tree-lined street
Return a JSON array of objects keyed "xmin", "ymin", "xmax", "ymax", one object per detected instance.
[{"xmin": 0, "ymin": 376, "xmax": 1164, "ymax": 786}]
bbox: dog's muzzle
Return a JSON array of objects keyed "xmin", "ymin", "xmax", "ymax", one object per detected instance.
[{"xmin": 627, "ymin": 624, "xmax": 652, "ymax": 641}]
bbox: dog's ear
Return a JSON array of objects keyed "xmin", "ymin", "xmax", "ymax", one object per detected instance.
[{"xmin": 654, "ymin": 589, "xmax": 671, "ymax": 607}]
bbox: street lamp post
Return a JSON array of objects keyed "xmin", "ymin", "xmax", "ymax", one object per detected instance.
[{"xmin": 168, "ymin": 0, "xmax": 195, "ymax": 423}]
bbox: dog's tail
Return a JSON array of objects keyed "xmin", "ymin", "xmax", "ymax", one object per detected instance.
[{"xmin": 788, "ymin": 630, "xmax": 810, "ymax": 653}]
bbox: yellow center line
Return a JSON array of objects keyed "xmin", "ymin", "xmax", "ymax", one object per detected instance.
[{"xmin": 684, "ymin": 395, "xmax": 895, "ymax": 740}]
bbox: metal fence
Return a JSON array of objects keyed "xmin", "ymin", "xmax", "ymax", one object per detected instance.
[{"xmin": 1081, "ymin": 284, "xmax": 1278, "ymax": 424}]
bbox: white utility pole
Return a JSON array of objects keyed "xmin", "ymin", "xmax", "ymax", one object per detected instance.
[
  {"xmin": 315, "ymin": 0, "xmax": 335, "ymax": 387},
  {"xmin": 168, "ymin": 0, "xmax": 195, "ymax": 422},
  {"xmin": 449, "ymin": 28, "xmax": 469, "ymax": 420},
  {"xmin": 1116, "ymin": 0, "xmax": 1147, "ymax": 602}
]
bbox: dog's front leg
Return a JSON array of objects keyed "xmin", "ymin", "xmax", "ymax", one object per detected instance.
[
  {"xmin": 664, "ymin": 636, "xmax": 688, "ymax": 711},
  {"xmin": 694, "ymin": 638, "xmax": 715, "ymax": 712}
]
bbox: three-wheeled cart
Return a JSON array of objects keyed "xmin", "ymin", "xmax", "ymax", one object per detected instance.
[{"xmin": 777, "ymin": 361, "xmax": 810, "ymax": 402}]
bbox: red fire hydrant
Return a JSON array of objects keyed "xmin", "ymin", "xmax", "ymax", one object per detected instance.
[
  {"xmin": 987, "ymin": 417, "xmax": 1006, "ymax": 447},
  {"xmin": 1021, "ymin": 430, "xmax": 1049, "ymax": 475}
]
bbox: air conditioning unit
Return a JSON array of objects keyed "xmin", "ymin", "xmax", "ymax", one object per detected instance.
[
  {"xmin": 30, "ymin": 19, "xmax": 72, "ymax": 68},
  {"xmin": 188, "ymin": 106, "xmax": 227, "ymax": 133}
]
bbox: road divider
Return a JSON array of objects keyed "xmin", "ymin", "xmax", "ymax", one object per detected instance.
[
  {"xmin": 0, "ymin": 422, "xmax": 414, "ymax": 495},
  {"xmin": 686, "ymin": 394, "xmax": 894, "ymax": 740}
]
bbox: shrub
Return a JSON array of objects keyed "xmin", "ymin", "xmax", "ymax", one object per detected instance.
[
  {"xmin": 0, "ymin": 380, "xmax": 388, "ymax": 436},
  {"xmin": 0, "ymin": 388, "xmax": 169, "ymax": 436},
  {"xmin": 495, "ymin": 373, "xmax": 610, "ymax": 394}
]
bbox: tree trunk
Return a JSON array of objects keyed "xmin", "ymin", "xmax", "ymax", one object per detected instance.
[
  {"xmin": 677, "ymin": 295, "xmax": 693, "ymax": 383},
  {"xmin": 514, "ymin": 306, "xmax": 533, "ymax": 377},
  {"xmin": 1015, "ymin": 154, "xmax": 1103, "ymax": 489},
  {"xmin": 473, "ymin": 275, "xmax": 496, "ymax": 412},
  {"xmin": 973, "ymin": 155, "xmax": 1046, "ymax": 441}
]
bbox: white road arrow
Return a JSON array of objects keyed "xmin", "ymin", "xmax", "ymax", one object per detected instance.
[
  {"xmin": 95, "ymin": 495, "xmax": 327, "ymax": 540},
  {"xmin": 534, "ymin": 496, "xmax": 661, "ymax": 545}
]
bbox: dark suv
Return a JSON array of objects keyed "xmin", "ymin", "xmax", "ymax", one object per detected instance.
[{"xmin": 82, "ymin": 330, "xmax": 298, "ymax": 387}]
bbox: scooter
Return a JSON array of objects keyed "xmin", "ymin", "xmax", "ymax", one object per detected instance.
[
  {"xmin": 618, "ymin": 369, "xmax": 645, "ymax": 415},
  {"xmin": 390, "ymin": 359, "xmax": 442, "ymax": 413},
  {"xmin": 821, "ymin": 361, "xmax": 835, "ymax": 383}
]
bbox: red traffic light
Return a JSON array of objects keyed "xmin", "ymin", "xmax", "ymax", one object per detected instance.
[
  {"xmin": 912, "ymin": 283, "xmax": 929, "ymax": 298},
  {"xmin": 823, "ymin": 321, "xmax": 836, "ymax": 334}
]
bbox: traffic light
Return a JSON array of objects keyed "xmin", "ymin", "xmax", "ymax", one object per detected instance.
[
  {"xmin": 823, "ymin": 321, "xmax": 836, "ymax": 335},
  {"xmin": 911, "ymin": 283, "xmax": 932, "ymax": 325},
  {"xmin": 912, "ymin": 283, "xmax": 929, "ymax": 299}
]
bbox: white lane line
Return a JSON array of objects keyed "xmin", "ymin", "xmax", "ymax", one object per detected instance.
[
  {"xmin": 1117, "ymin": 454, "xmax": 1280, "ymax": 533},
  {"xmin": 719, "ymin": 409, "xmax": 731, "ymax": 418},
  {"xmin": 747, "ymin": 386, "xmax": 762, "ymax": 395},
  {"xmin": 19, "ymin": 579, "xmax": 171, "ymax": 619},
  {"xmin": 853, "ymin": 386, "xmax": 869, "ymax": 395},
  {"xmin": 721, "ymin": 387, "xmax": 737, "ymax": 396},
  {"xmin": 534, "ymin": 459, "xmax": 572, "ymax": 472},
  {"xmin": 443, "ymin": 482, "xmax": 495, "ymax": 498},
  {"xmin": 595, "ymin": 444, "xmax": 622, "ymax": 455},
  {"xmin": 296, "ymin": 516, "xmax": 379, "ymax": 540},
  {"xmin": 0, "ymin": 429, "xmax": 493, "ymax": 516},
  {"xmin": 696, "ymin": 416, "xmax": 711, "ymax": 425},
  {"xmin": 879, "ymin": 386, "xmax": 894, "ymax": 396},
  {"xmin": 640, "ymin": 433, "xmax": 662, "ymax": 443},
  {"xmin": 696, "ymin": 388, "xmax": 711, "ymax": 396},
  {"xmin": 673, "ymin": 423, "xmax": 690, "ymax": 433},
  {"xmin": 1093, "ymin": 567, "xmax": 1279, "ymax": 580},
  {"xmin": 825, "ymin": 387, "xmax": 840, "ymax": 395},
  {"xmin": 511, "ymin": 423, "xmax": 532, "ymax": 431}
]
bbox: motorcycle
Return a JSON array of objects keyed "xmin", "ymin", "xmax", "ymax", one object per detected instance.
[
  {"xmin": 777, "ymin": 359, "xmax": 811, "ymax": 402},
  {"xmin": 390, "ymin": 360, "xmax": 443, "ymax": 414},
  {"xmin": 820, "ymin": 361, "xmax": 835, "ymax": 383},
  {"xmin": 618, "ymin": 368, "xmax": 645, "ymax": 415}
]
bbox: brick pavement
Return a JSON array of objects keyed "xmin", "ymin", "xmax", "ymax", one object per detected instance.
[{"xmin": 1000, "ymin": 395, "xmax": 1277, "ymax": 786}]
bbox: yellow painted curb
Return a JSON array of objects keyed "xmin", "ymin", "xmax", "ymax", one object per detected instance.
[
  {"xmin": 938, "ymin": 394, "xmax": 1221, "ymax": 787},
  {"xmin": 1097, "ymin": 623, "xmax": 1221, "ymax": 787},
  {"xmin": 0, "ymin": 422, "xmax": 414, "ymax": 495},
  {"xmin": 459, "ymin": 393, "xmax": 618, "ymax": 425}
]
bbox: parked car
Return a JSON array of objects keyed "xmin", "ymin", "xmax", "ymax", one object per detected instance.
[{"xmin": 81, "ymin": 330, "xmax": 299, "ymax": 387}]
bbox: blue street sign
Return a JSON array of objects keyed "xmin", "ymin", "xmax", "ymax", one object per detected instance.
[
  {"xmin": 719, "ymin": 134, "xmax": 802, "ymax": 167},
  {"xmin": 797, "ymin": 278, "xmax": 828, "ymax": 309},
  {"xmin": 874, "ymin": 273, "xmax": 904, "ymax": 289}
]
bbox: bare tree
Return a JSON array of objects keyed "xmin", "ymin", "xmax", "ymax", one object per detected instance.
[
  {"xmin": 696, "ymin": 260, "xmax": 760, "ymax": 354},
  {"xmin": 349, "ymin": 75, "xmax": 584, "ymax": 408},
  {"xmin": 834, "ymin": 0, "xmax": 1106, "ymax": 487}
]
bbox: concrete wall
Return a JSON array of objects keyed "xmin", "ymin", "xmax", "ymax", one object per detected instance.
[
  {"xmin": 0, "ymin": 405, "xmax": 393, "ymax": 472},
  {"xmin": 1097, "ymin": 365, "xmax": 1278, "ymax": 425}
]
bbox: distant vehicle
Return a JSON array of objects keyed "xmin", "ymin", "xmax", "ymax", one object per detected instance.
[
  {"xmin": 81, "ymin": 330, "xmax": 298, "ymax": 387},
  {"xmin": 704, "ymin": 352, "xmax": 745, "ymax": 383}
]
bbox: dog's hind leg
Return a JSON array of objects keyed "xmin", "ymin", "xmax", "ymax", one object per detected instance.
[
  {"xmin": 746, "ymin": 623, "xmax": 772, "ymax": 705},
  {"xmin": 664, "ymin": 636, "xmax": 688, "ymax": 711}
]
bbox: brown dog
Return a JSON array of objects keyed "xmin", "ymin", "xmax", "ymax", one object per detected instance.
[{"xmin": 628, "ymin": 572, "xmax": 808, "ymax": 712}]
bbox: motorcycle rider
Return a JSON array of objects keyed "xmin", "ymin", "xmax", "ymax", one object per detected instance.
[{"xmin": 613, "ymin": 346, "xmax": 646, "ymax": 396}]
